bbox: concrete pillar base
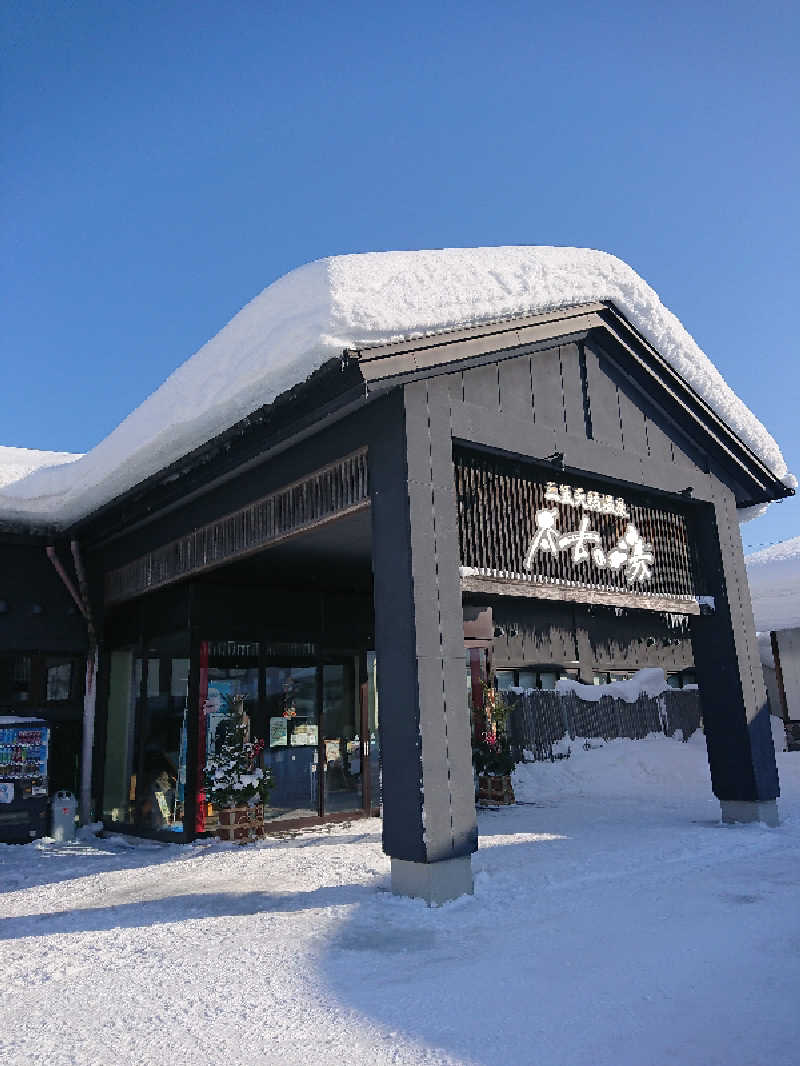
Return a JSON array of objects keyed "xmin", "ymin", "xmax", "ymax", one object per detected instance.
[
  {"xmin": 720, "ymin": 800, "xmax": 779, "ymax": 827},
  {"xmin": 390, "ymin": 856, "xmax": 474, "ymax": 905}
]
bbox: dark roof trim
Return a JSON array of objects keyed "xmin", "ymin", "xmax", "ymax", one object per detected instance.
[
  {"xmin": 597, "ymin": 304, "xmax": 789, "ymax": 503},
  {"xmin": 351, "ymin": 303, "xmax": 607, "ymax": 382},
  {"xmin": 346, "ymin": 301, "xmax": 791, "ymax": 506}
]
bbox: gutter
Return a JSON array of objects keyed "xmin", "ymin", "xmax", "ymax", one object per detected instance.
[{"xmin": 46, "ymin": 541, "xmax": 97, "ymax": 826}]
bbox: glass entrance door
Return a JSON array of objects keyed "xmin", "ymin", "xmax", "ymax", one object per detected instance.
[
  {"xmin": 264, "ymin": 664, "xmax": 319, "ymax": 821},
  {"xmin": 321, "ymin": 660, "xmax": 364, "ymax": 814},
  {"xmin": 204, "ymin": 652, "xmax": 369, "ymax": 827}
]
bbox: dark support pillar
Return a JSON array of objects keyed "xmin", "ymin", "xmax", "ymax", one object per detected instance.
[
  {"xmin": 770, "ymin": 631, "xmax": 790, "ymax": 725},
  {"xmin": 370, "ymin": 385, "xmax": 478, "ymax": 903},
  {"xmin": 689, "ymin": 493, "xmax": 780, "ymax": 826}
]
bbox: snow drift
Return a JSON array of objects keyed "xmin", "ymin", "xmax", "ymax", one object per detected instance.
[
  {"xmin": 746, "ymin": 535, "xmax": 800, "ymax": 633},
  {"xmin": 0, "ymin": 246, "xmax": 793, "ymax": 527},
  {"xmin": 2, "ymin": 734, "xmax": 799, "ymax": 1066},
  {"xmin": 0, "ymin": 446, "xmax": 82, "ymax": 491}
]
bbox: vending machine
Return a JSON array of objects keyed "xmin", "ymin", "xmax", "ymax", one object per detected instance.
[{"xmin": 0, "ymin": 717, "xmax": 50, "ymax": 843}]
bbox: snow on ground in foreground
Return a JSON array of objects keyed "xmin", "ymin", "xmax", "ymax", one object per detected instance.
[
  {"xmin": 0, "ymin": 247, "xmax": 792, "ymax": 527},
  {"xmin": 2, "ymin": 734, "xmax": 799, "ymax": 1066}
]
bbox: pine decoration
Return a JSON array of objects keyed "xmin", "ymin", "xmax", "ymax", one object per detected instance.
[{"xmin": 204, "ymin": 693, "xmax": 272, "ymax": 808}]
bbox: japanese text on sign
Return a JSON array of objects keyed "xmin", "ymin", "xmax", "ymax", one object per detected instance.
[
  {"xmin": 544, "ymin": 481, "xmax": 630, "ymax": 518},
  {"xmin": 524, "ymin": 484, "xmax": 655, "ymax": 586}
]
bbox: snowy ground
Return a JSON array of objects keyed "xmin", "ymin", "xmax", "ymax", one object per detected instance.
[{"xmin": 2, "ymin": 734, "xmax": 799, "ymax": 1066}]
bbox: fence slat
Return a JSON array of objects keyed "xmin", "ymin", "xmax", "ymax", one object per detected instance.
[{"xmin": 508, "ymin": 688, "xmax": 701, "ymax": 762}]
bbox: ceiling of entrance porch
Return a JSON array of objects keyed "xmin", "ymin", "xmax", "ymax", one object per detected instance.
[{"xmin": 197, "ymin": 505, "xmax": 373, "ymax": 591}]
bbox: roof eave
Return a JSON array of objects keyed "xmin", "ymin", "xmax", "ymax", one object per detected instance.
[{"xmin": 345, "ymin": 301, "xmax": 791, "ymax": 507}]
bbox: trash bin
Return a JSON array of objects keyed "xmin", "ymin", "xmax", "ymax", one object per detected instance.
[{"xmin": 51, "ymin": 791, "xmax": 77, "ymax": 842}]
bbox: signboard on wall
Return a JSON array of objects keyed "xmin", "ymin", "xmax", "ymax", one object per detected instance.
[{"xmin": 454, "ymin": 450, "xmax": 698, "ymax": 610}]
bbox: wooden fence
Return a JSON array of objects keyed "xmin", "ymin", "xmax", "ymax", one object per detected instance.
[{"xmin": 506, "ymin": 687, "xmax": 701, "ymax": 763}]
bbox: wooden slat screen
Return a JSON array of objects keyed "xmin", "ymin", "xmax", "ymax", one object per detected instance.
[
  {"xmin": 105, "ymin": 449, "xmax": 369, "ymax": 604},
  {"xmin": 455, "ymin": 449, "xmax": 697, "ymax": 602}
]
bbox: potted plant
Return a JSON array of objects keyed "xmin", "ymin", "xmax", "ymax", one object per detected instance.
[
  {"xmin": 472, "ymin": 683, "xmax": 516, "ymax": 805},
  {"xmin": 204, "ymin": 693, "xmax": 273, "ymax": 841}
]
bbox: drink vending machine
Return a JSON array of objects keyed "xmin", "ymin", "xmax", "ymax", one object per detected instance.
[{"xmin": 0, "ymin": 717, "xmax": 50, "ymax": 843}]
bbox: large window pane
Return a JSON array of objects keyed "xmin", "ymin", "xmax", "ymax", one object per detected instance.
[
  {"xmin": 205, "ymin": 669, "xmax": 259, "ymax": 759},
  {"xmin": 0, "ymin": 656, "xmax": 32, "ymax": 704},
  {"xmin": 495, "ymin": 670, "xmax": 515, "ymax": 691},
  {"xmin": 198, "ymin": 647, "xmax": 260, "ymax": 833},
  {"xmin": 46, "ymin": 659, "xmax": 73, "ymax": 702},
  {"xmin": 103, "ymin": 649, "xmax": 187, "ymax": 833},
  {"xmin": 102, "ymin": 651, "xmax": 136, "ymax": 823},
  {"xmin": 322, "ymin": 660, "xmax": 362, "ymax": 814},
  {"xmin": 135, "ymin": 657, "xmax": 184, "ymax": 832}
]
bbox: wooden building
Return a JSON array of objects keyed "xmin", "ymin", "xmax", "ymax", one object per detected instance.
[
  {"xmin": 0, "ymin": 529, "xmax": 87, "ymax": 798},
  {"xmin": 746, "ymin": 537, "xmax": 800, "ymax": 747},
  {"xmin": 0, "ymin": 249, "xmax": 792, "ymax": 900}
]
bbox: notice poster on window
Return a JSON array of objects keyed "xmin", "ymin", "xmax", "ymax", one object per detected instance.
[
  {"xmin": 177, "ymin": 711, "xmax": 187, "ymax": 803},
  {"xmin": 204, "ymin": 680, "xmax": 238, "ymax": 759},
  {"xmin": 290, "ymin": 722, "xmax": 318, "ymax": 747},
  {"xmin": 269, "ymin": 717, "xmax": 288, "ymax": 748},
  {"xmin": 0, "ymin": 782, "xmax": 13, "ymax": 804},
  {"xmin": 154, "ymin": 791, "xmax": 171, "ymax": 821}
]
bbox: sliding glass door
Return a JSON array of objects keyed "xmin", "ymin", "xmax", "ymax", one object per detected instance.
[
  {"xmin": 322, "ymin": 661, "xmax": 364, "ymax": 814},
  {"xmin": 264, "ymin": 664, "xmax": 320, "ymax": 821},
  {"xmin": 263, "ymin": 658, "xmax": 365, "ymax": 820}
]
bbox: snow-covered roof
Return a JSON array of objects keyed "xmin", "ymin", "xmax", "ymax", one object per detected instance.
[
  {"xmin": 0, "ymin": 246, "xmax": 793, "ymax": 528},
  {"xmin": 0, "ymin": 446, "xmax": 82, "ymax": 491},
  {"xmin": 745, "ymin": 535, "xmax": 800, "ymax": 633}
]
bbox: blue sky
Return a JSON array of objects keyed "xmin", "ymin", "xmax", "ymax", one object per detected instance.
[{"xmin": 2, "ymin": 1, "xmax": 798, "ymax": 549}]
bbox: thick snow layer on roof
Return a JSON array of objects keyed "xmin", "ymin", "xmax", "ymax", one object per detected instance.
[
  {"xmin": 0, "ymin": 446, "xmax": 82, "ymax": 491},
  {"xmin": 746, "ymin": 535, "xmax": 800, "ymax": 632},
  {"xmin": 0, "ymin": 246, "xmax": 793, "ymax": 527}
]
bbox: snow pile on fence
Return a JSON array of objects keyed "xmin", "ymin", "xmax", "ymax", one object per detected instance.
[
  {"xmin": 508, "ymin": 672, "xmax": 702, "ymax": 763},
  {"xmin": 0, "ymin": 246, "xmax": 792, "ymax": 526},
  {"xmin": 554, "ymin": 666, "xmax": 683, "ymax": 702},
  {"xmin": 746, "ymin": 535, "xmax": 800, "ymax": 633}
]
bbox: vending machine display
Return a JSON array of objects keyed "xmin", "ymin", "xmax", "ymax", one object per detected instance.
[{"xmin": 0, "ymin": 718, "xmax": 50, "ymax": 842}]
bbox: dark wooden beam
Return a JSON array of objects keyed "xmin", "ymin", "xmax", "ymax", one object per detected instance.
[{"xmin": 460, "ymin": 573, "xmax": 700, "ymax": 615}]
